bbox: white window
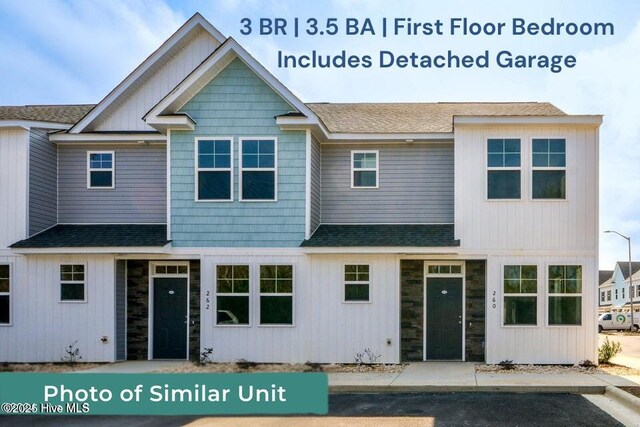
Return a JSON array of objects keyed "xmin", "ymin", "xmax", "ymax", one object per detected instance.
[
  {"xmin": 259, "ymin": 265, "xmax": 293, "ymax": 325},
  {"xmin": 622, "ymin": 288, "xmax": 625, "ymax": 299},
  {"xmin": 87, "ymin": 151, "xmax": 114, "ymax": 189},
  {"xmin": 0, "ymin": 264, "xmax": 10, "ymax": 325},
  {"xmin": 351, "ymin": 150, "xmax": 378, "ymax": 188},
  {"xmin": 607, "ymin": 290, "xmax": 611, "ymax": 301},
  {"xmin": 532, "ymin": 138, "xmax": 566, "ymax": 199},
  {"xmin": 344, "ymin": 264, "xmax": 370, "ymax": 302},
  {"xmin": 487, "ymin": 139, "xmax": 521, "ymax": 199},
  {"xmin": 60, "ymin": 264, "xmax": 86, "ymax": 302},
  {"xmin": 600, "ymin": 290, "xmax": 605, "ymax": 303},
  {"xmin": 503, "ymin": 265, "xmax": 537, "ymax": 325},
  {"xmin": 240, "ymin": 138, "xmax": 277, "ymax": 201},
  {"xmin": 548, "ymin": 265, "xmax": 581, "ymax": 325},
  {"xmin": 216, "ymin": 265, "xmax": 250, "ymax": 325},
  {"xmin": 195, "ymin": 138, "xmax": 233, "ymax": 201}
]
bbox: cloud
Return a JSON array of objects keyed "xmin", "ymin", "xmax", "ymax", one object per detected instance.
[{"xmin": 0, "ymin": 0, "xmax": 185, "ymax": 104}]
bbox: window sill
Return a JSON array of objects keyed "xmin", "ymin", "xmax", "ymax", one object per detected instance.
[
  {"xmin": 59, "ymin": 300, "xmax": 88, "ymax": 304},
  {"xmin": 214, "ymin": 324, "xmax": 252, "ymax": 328},
  {"xmin": 257, "ymin": 324, "xmax": 295, "ymax": 328},
  {"xmin": 343, "ymin": 300, "xmax": 372, "ymax": 304}
]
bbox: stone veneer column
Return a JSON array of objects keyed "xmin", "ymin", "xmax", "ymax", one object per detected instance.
[
  {"xmin": 188, "ymin": 260, "xmax": 201, "ymax": 361},
  {"xmin": 126, "ymin": 260, "xmax": 149, "ymax": 360},
  {"xmin": 465, "ymin": 260, "xmax": 486, "ymax": 362},
  {"xmin": 400, "ymin": 260, "xmax": 424, "ymax": 361}
]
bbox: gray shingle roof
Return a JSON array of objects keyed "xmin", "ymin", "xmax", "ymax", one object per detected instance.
[
  {"xmin": 616, "ymin": 261, "xmax": 640, "ymax": 279},
  {"xmin": 300, "ymin": 224, "xmax": 459, "ymax": 247},
  {"xmin": 10, "ymin": 224, "xmax": 168, "ymax": 248},
  {"xmin": 0, "ymin": 104, "xmax": 95, "ymax": 124},
  {"xmin": 599, "ymin": 270, "xmax": 614, "ymax": 285},
  {"xmin": 307, "ymin": 102, "xmax": 566, "ymax": 133}
]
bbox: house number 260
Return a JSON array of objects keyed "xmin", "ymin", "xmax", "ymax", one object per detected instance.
[{"xmin": 492, "ymin": 291, "xmax": 497, "ymax": 309}]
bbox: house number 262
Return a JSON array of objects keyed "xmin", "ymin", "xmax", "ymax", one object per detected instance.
[
  {"xmin": 492, "ymin": 290, "xmax": 497, "ymax": 309},
  {"xmin": 205, "ymin": 291, "xmax": 211, "ymax": 310}
]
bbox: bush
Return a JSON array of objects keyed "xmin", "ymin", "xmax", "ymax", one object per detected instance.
[
  {"xmin": 578, "ymin": 359, "xmax": 596, "ymax": 368},
  {"xmin": 498, "ymin": 360, "xmax": 515, "ymax": 370},
  {"xmin": 598, "ymin": 337, "xmax": 622, "ymax": 364}
]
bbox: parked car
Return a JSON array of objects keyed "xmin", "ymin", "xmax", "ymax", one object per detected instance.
[{"xmin": 598, "ymin": 312, "xmax": 639, "ymax": 332}]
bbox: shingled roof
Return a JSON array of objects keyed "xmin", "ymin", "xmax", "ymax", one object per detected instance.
[
  {"xmin": 0, "ymin": 102, "xmax": 566, "ymax": 133},
  {"xmin": 301, "ymin": 224, "xmax": 459, "ymax": 247},
  {"xmin": 306, "ymin": 102, "xmax": 566, "ymax": 133},
  {"xmin": 10, "ymin": 224, "xmax": 169, "ymax": 248},
  {"xmin": 0, "ymin": 104, "xmax": 95, "ymax": 124},
  {"xmin": 616, "ymin": 261, "xmax": 640, "ymax": 280}
]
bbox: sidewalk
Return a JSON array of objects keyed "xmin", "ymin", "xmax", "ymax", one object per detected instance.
[{"xmin": 328, "ymin": 362, "xmax": 640, "ymax": 394}]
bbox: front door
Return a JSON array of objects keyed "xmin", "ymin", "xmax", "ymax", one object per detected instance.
[
  {"xmin": 153, "ymin": 277, "xmax": 188, "ymax": 359},
  {"xmin": 426, "ymin": 277, "xmax": 463, "ymax": 360}
]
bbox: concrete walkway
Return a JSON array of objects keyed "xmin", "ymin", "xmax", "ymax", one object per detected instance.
[{"xmin": 76, "ymin": 361, "xmax": 640, "ymax": 394}]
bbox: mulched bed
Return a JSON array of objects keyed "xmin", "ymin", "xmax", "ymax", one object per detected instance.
[
  {"xmin": 156, "ymin": 362, "xmax": 406, "ymax": 374},
  {"xmin": 0, "ymin": 363, "xmax": 103, "ymax": 373}
]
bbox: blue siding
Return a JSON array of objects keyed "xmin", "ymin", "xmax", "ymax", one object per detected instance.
[{"xmin": 171, "ymin": 58, "xmax": 306, "ymax": 247}]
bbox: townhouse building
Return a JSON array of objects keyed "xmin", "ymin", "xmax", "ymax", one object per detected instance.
[{"xmin": 0, "ymin": 14, "xmax": 601, "ymax": 364}]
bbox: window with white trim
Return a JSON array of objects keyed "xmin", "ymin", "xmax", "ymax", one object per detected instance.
[
  {"xmin": 216, "ymin": 265, "xmax": 250, "ymax": 325},
  {"xmin": 60, "ymin": 264, "xmax": 86, "ymax": 302},
  {"xmin": 600, "ymin": 290, "xmax": 605, "ymax": 304},
  {"xmin": 622, "ymin": 288, "xmax": 625, "ymax": 299},
  {"xmin": 607, "ymin": 290, "xmax": 611, "ymax": 301},
  {"xmin": 240, "ymin": 139, "xmax": 276, "ymax": 201},
  {"xmin": 259, "ymin": 265, "xmax": 292, "ymax": 325},
  {"xmin": 548, "ymin": 265, "xmax": 581, "ymax": 325},
  {"xmin": 503, "ymin": 265, "xmax": 537, "ymax": 325},
  {"xmin": 487, "ymin": 138, "xmax": 521, "ymax": 199},
  {"xmin": 196, "ymin": 139, "xmax": 232, "ymax": 201},
  {"xmin": 351, "ymin": 150, "xmax": 378, "ymax": 188},
  {"xmin": 0, "ymin": 265, "xmax": 10, "ymax": 324},
  {"xmin": 344, "ymin": 265, "xmax": 370, "ymax": 302},
  {"xmin": 532, "ymin": 138, "xmax": 566, "ymax": 199},
  {"xmin": 88, "ymin": 151, "xmax": 114, "ymax": 188}
]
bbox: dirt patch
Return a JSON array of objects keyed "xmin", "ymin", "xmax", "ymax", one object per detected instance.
[
  {"xmin": 477, "ymin": 363, "xmax": 640, "ymax": 376},
  {"xmin": 155, "ymin": 362, "xmax": 406, "ymax": 374},
  {"xmin": 619, "ymin": 386, "xmax": 640, "ymax": 399},
  {"xmin": 0, "ymin": 363, "xmax": 103, "ymax": 373}
]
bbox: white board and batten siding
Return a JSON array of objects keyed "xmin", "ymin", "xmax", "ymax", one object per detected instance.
[
  {"xmin": 0, "ymin": 129, "xmax": 28, "ymax": 249},
  {"xmin": 95, "ymin": 30, "xmax": 220, "ymax": 132},
  {"xmin": 200, "ymin": 253, "xmax": 400, "ymax": 363},
  {"xmin": 455, "ymin": 124, "xmax": 599, "ymax": 364},
  {"xmin": 0, "ymin": 254, "xmax": 116, "ymax": 362}
]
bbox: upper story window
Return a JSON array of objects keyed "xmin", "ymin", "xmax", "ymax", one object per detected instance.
[
  {"xmin": 240, "ymin": 139, "xmax": 277, "ymax": 201},
  {"xmin": 487, "ymin": 139, "xmax": 521, "ymax": 199},
  {"xmin": 60, "ymin": 264, "xmax": 86, "ymax": 302},
  {"xmin": 0, "ymin": 264, "xmax": 10, "ymax": 325},
  {"xmin": 351, "ymin": 150, "xmax": 378, "ymax": 188},
  {"xmin": 532, "ymin": 138, "xmax": 566, "ymax": 199},
  {"xmin": 87, "ymin": 151, "xmax": 114, "ymax": 189},
  {"xmin": 196, "ymin": 139, "xmax": 232, "ymax": 201},
  {"xmin": 548, "ymin": 265, "xmax": 581, "ymax": 325}
]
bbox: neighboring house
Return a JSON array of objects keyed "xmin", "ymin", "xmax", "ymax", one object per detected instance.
[
  {"xmin": 608, "ymin": 261, "xmax": 640, "ymax": 311},
  {"xmin": 598, "ymin": 270, "xmax": 614, "ymax": 313},
  {"xmin": 0, "ymin": 14, "xmax": 601, "ymax": 364}
]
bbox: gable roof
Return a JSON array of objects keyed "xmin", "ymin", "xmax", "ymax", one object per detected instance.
[
  {"xmin": 69, "ymin": 13, "xmax": 225, "ymax": 133},
  {"xmin": 307, "ymin": 102, "xmax": 566, "ymax": 134},
  {"xmin": 616, "ymin": 261, "xmax": 640, "ymax": 280},
  {"xmin": 599, "ymin": 270, "xmax": 614, "ymax": 285},
  {"xmin": 0, "ymin": 105, "xmax": 94, "ymax": 124}
]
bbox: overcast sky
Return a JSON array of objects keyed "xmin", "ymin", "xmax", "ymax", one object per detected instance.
[{"xmin": 0, "ymin": 0, "xmax": 638, "ymax": 269}]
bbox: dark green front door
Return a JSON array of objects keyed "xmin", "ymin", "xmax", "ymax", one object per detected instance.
[
  {"xmin": 426, "ymin": 277, "xmax": 463, "ymax": 360},
  {"xmin": 153, "ymin": 277, "xmax": 188, "ymax": 359}
]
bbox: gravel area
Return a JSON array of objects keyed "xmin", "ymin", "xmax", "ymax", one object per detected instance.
[
  {"xmin": 155, "ymin": 362, "xmax": 406, "ymax": 374},
  {"xmin": 619, "ymin": 386, "xmax": 640, "ymax": 398},
  {"xmin": 0, "ymin": 363, "xmax": 103, "ymax": 373},
  {"xmin": 477, "ymin": 363, "xmax": 640, "ymax": 376}
]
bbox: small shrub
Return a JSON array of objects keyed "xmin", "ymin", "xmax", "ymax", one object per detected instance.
[
  {"xmin": 578, "ymin": 359, "xmax": 597, "ymax": 368},
  {"xmin": 598, "ymin": 337, "xmax": 622, "ymax": 364},
  {"xmin": 354, "ymin": 348, "xmax": 382, "ymax": 365},
  {"xmin": 199, "ymin": 347, "xmax": 214, "ymax": 365},
  {"xmin": 498, "ymin": 360, "xmax": 515, "ymax": 370},
  {"xmin": 236, "ymin": 359, "xmax": 258, "ymax": 370},
  {"xmin": 61, "ymin": 340, "xmax": 83, "ymax": 365},
  {"xmin": 0, "ymin": 362, "xmax": 10, "ymax": 372}
]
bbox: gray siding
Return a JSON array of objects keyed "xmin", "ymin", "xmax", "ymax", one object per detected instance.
[
  {"xmin": 29, "ymin": 129, "xmax": 57, "ymax": 235},
  {"xmin": 58, "ymin": 145, "xmax": 166, "ymax": 223},
  {"xmin": 310, "ymin": 134, "xmax": 322, "ymax": 233},
  {"xmin": 115, "ymin": 260, "xmax": 126, "ymax": 361},
  {"xmin": 321, "ymin": 143, "xmax": 454, "ymax": 224}
]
